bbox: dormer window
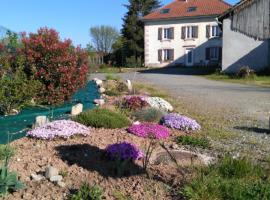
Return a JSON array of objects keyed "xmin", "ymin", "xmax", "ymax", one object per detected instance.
[
  {"xmin": 160, "ymin": 9, "xmax": 170, "ymax": 14},
  {"xmin": 187, "ymin": 6, "xmax": 197, "ymax": 12}
]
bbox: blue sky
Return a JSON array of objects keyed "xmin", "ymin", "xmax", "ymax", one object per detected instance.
[{"xmin": 0, "ymin": 0, "xmax": 238, "ymax": 47}]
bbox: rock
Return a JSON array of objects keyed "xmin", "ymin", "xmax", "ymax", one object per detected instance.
[
  {"xmin": 94, "ymin": 99, "xmax": 105, "ymax": 106},
  {"xmin": 45, "ymin": 166, "xmax": 59, "ymax": 179},
  {"xmin": 11, "ymin": 109, "xmax": 19, "ymax": 115},
  {"xmin": 49, "ymin": 175, "xmax": 63, "ymax": 182},
  {"xmin": 31, "ymin": 173, "xmax": 44, "ymax": 181},
  {"xmin": 126, "ymin": 80, "xmax": 133, "ymax": 93},
  {"xmin": 98, "ymin": 87, "xmax": 106, "ymax": 93},
  {"xmin": 71, "ymin": 103, "xmax": 83, "ymax": 116},
  {"xmin": 57, "ymin": 181, "xmax": 66, "ymax": 188},
  {"xmin": 93, "ymin": 78, "xmax": 103, "ymax": 86},
  {"xmin": 133, "ymin": 121, "xmax": 141, "ymax": 125},
  {"xmin": 33, "ymin": 116, "xmax": 49, "ymax": 128}
]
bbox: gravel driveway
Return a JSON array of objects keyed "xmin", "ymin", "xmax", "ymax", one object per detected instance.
[{"xmin": 93, "ymin": 68, "xmax": 270, "ymax": 127}]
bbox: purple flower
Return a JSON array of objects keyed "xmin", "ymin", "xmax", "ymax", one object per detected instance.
[
  {"xmin": 162, "ymin": 113, "xmax": 201, "ymax": 131},
  {"xmin": 27, "ymin": 120, "xmax": 90, "ymax": 140},
  {"xmin": 128, "ymin": 123, "xmax": 170, "ymax": 139},
  {"xmin": 105, "ymin": 142, "xmax": 144, "ymax": 161}
]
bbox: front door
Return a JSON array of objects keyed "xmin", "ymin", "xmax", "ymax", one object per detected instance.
[{"xmin": 185, "ymin": 48, "xmax": 194, "ymax": 66}]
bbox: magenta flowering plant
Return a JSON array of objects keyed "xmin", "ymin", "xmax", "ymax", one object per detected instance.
[
  {"xmin": 105, "ymin": 142, "xmax": 144, "ymax": 161},
  {"xmin": 162, "ymin": 113, "xmax": 201, "ymax": 131},
  {"xmin": 128, "ymin": 123, "xmax": 170, "ymax": 139},
  {"xmin": 27, "ymin": 120, "xmax": 90, "ymax": 140},
  {"xmin": 123, "ymin": 95, "xmax": 148, "ymax": 110}
]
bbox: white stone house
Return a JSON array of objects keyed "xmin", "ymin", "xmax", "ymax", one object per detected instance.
[{"xmin": 143, "ymin": 0, "xmax": 231, "ymax": 67}]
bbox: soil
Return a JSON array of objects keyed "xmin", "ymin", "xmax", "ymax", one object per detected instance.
[{"xmin": 6, "ymin": 127, "xmax": 195, "ymax": 200}]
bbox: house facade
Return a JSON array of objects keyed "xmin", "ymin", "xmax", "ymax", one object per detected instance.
[
  {"xmin": 218, "ymin": 0, "xmax": 270, "ymax": 73},
  {"xmin": 143, "ymin": 0, "xmax": 231, "ymax": 68}
]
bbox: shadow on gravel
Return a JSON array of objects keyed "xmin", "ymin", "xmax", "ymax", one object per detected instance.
[
  {"xmin": 55, "ymin": 144, "xmax": 144, "ymax": 178},
  {"xmin": 234, "ymin": 126, "xmax": 270, "ymax": 134},
  {"xmin": 138, "ymin": 66, "xmax": 216, "ymax": 75}
]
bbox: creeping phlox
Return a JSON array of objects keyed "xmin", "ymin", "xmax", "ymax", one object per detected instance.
[
  {"xmin": 27, "ymin": 120, "xmax": 90, "ymax": 140},
  {"xmin": 105, "ymin": 142, "xmax": 144, "ymax": 161},
  {"xmin": 128, "ymin": 122, "xmax": 170, "ymax": 139},
  {"xmin": 162, "ymin": 113, "xmax": 201, "ymax": 131}
]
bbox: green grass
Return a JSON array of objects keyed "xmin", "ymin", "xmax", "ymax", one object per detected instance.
[
  {"xmin": 74, "ymin": 108, "xmax": 130, "ymax": 129},
  {"xmin": 183, "ymin": 155, "xmax": 270, "ymax": 200},
  {"xmin": 205, "ymin": 73, "xmax": 270, "ymax": 87},
  {"xmin": 176, "ymin": 135, "xmax": 210, "ymax": 149}
]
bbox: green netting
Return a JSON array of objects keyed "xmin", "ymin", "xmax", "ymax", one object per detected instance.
[{"xmin": 0, "ymin": 81, "xmax": 100, "ymax": 144}]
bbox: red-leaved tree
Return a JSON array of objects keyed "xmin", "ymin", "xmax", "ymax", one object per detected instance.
[{"xmin": 22, "ymin": 28, "xmax": 89, "ymax": 104}]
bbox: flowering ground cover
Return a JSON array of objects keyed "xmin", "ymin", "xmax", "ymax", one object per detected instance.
[
  {"xmin": 105, "ymin": 142, "xmax": 144, "ymax": 161},
  {"xmin": 128, "ymin": 123, "xmax": 170, "ymax": 139},
  {"xmin": 162, "ymin": 113, "xmax": 201, "ymax": 131},
  {"xmin": 123, "ymin": 95, "xmax": 148, "ymax": 110},
  {"xmin": 145, "ymin": 97, "xmax": 173, "ymax": 112},
  {"xmin": 27, "ymin": 120, "xmax": 90, "ymax": 140}
]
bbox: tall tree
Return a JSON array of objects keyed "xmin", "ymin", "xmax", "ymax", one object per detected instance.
[
  {"xmin": 121, "ymin": 0, "xmax": 161, "ymax": 66},
  {"xmin": 90, "ymin": 25, "xmax": 119, "ymax": 55}
]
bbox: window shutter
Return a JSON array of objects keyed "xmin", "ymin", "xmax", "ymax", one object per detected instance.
[
  {"xmin": 181, "ymin": 26, "xmax": 186, "ymax": 39},
  {"xmin": 206, "ymin": 25, "xmax": 210, "ymax": 38},
  {"xmin": 194, "ymin": 26, "xmax": 198, "ymax": 38},
  {"xmin": 158, "ymin": 49, "xmax": 162, "ymax": 62},
  {"xmin": 170, "ymin": 49, "xmax": 174, "ymax": 60},
  {"xmin": 158, "ymin": 28, "xmax": 162, "ymax": 40},
  {"xmin": 218, "ymin": 47, "xmax": 222, "ymax": 61},
  {"xmin": 170, "ymin": 27, "xmax": 174, "ymax": 39},
  {"xmin": 205, "ymin": 48, "xmax": 210, "ymax": 60}
]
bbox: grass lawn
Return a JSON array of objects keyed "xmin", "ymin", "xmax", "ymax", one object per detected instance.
[{"xmin": 204, "ymin": 74, "xmax": 270, "ymax": 87}]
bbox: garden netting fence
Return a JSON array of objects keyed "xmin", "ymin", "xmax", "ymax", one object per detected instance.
[{"xmin": 0, "ymin": 81, "xmax": 99, "ymax": 144}]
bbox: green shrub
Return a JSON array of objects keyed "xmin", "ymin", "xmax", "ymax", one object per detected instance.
[
  {"xmin": 176, "ymin": 135, "xmax": 209, "ymax": 149},
  {"xmin": 237, "ymin": 66, "xmax": 256, "ymax": 79},
  {"xmin": 183, "ymin": 155, "xmax": 270, "ymax": 200},
  {"xmin": 132, "ymin": 108, "xmax": 164, "ymax": 122},
  {"xmin": 74, "ymin": 108, "xmax": 130, "ymax": 129},
  {"xmin": 71, "ymin": 182, "xmax": 103, "ymax": 200}
]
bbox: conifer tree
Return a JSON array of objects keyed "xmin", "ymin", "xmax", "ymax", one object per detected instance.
[{"xmin": 121, "ymin": 0, "xmax": 161, "ymax": 66}]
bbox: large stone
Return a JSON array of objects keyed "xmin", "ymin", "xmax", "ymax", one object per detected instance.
[
  {"xmin": 71, "ymin": 103, "xmax": 83, "ymax": 116},
  {"xmin": 33, "ymin": 116, "xmax": 49, "ymax": 128},
  {"xmin": 45, "ymin": 166, "xmax": 59, "ymax": 179},
  {"xmin": 126, "ymin": 80, "xmax": 133, "ymax": 93},
  {"xmin": 98, "ymin": 87, "xmax": 106, "ymax": 93},
  {"xmin": 49, "ymin": 175, "xmax": 63, "ymax": 182},
  {"xmin": 93, "ymin": 78, "xmax": 103, "ymax": 86}
]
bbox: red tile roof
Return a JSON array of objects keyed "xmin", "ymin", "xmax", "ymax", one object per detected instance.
[{"xmin": 143, "ymin": 0, "xmax": 231, "ymax": 21}]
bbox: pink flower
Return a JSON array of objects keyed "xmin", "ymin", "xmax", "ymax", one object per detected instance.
[{"xmin": 128, "ymin": 122, "xmax": 170, "ymax": 139}]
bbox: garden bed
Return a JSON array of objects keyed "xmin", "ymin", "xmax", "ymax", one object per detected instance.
[{"xmin": 7, "ymin": 127, "xmax": 189, "ymax": 200}]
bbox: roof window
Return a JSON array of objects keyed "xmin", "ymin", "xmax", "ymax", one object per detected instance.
[
  {"xmin": 187, "ymin": 6, "xmax": 197, "ymax": 12},
  {"xmin": 160, "ymin": 9, "xmax": 170, "ymax": 14}
]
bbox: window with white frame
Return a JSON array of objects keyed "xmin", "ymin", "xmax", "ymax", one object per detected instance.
[
  {"xmin": 210, "ymin": 47, "xmax": 219, "ymax": 60},
  {"xmin": 211, "ymin": 26, "xmax": 220, "ymax": 37},
  {"xmin": 163, "ymin": 49, "xmax": 170, "ymax": 61},
  {"xmin": 183, "ymin": 26, "xmax": 198, "ymax": 39},
  {"xmin": 164, "ymin": 28, "xmax": 171, "ymax": 39}
]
